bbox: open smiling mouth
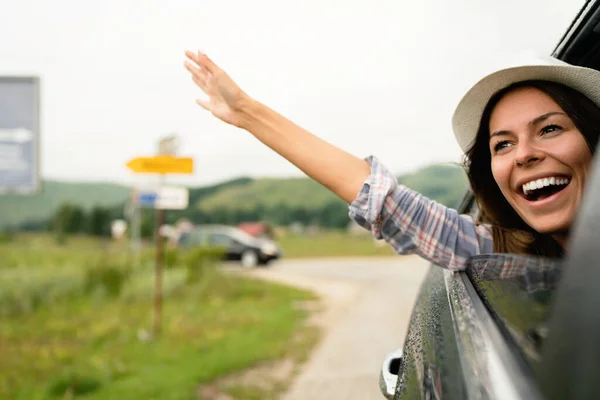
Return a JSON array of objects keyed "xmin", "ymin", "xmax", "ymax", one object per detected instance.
[{"xmin": 520, "ymin": 176, "xmax": 571, "ymax": 202}]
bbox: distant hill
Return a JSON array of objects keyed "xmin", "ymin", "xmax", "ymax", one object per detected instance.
[
  {"xmin": 398, "ymin": 163, "xmax": 469, "ymax": 208},
  {"xmin": 194, "ymin": 177, "xmax": 338, "ymax": 212},
  {"xmin": 0, "ymin": 163, "xmax": 470, "ymax": 229},
  {"xmin": 193, "ymin": 163, "xmax": 469, "ymax": 213},
  {"xmin": 0, "ymin": 181, "xmax": 130, "ymax": 228},
  {"xmin": 188, "ymin": 177, "xmax": 254, "ymax": 208}
]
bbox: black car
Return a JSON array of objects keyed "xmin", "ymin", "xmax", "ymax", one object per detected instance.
[
  {"xmin": 380, "ymin": 2, "xmax": 600, "ymax": 399},
  {"xmin": 178, "ymin": 224, "xmax": 282, "ymax": 268}
]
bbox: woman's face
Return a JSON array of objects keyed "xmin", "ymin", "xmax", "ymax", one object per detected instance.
[{"xmin": 489, "ymin": 87, "xmax": 592, "ymax": 238}]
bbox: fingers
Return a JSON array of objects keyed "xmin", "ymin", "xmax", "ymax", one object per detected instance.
[
  {"xmin": 184, "ymin": 50, "xmax": 198, "ymax": 63},
  {"xmin": 183, "ymin": 49, "xmax": 220, "ymax": 112},
  {"xmin": 192, "ymin": 75, "xmax": 209, "ymax": 94},
  {"xmin": 197, "ymin": 52, "xmax": 218, "ymax": 74},
  {"xmin": 184, "ymin": 50, "xmax": 218, "ymax": 75},
  {"xmin": 184, "ymin": 60, "xmax": 208, "ymax": 81}
]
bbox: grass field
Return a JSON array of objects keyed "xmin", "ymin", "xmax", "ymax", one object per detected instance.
[
  {"xmin": 278, "ymin": 231, "xmax": 395, "ymax": 258},
  {"xmin": 0, "ymin": 234, "xmax": 319, "ymax": 399},
  {"xmin": 0, "ymin": 230, "xmax": 395, "ymax": 398}
]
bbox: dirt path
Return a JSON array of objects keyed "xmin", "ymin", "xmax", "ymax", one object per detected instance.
[{"xmin": 245, "ymin": 255, "xmax": 430, "ymax": 400}]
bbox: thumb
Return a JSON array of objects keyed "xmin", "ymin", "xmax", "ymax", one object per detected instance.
[{"xmin": 196, "ymin": 98, "xmax": 211, "ymax": 111}]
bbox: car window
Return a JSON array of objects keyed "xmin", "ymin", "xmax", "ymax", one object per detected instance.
[
  {"xmin": 465, "ymin": 254, "xmax": 562, "ymax": 374},
  {"xmin": 208, "ymin": 233, "xmax": 233, "ymax": 246},
  {"xmin": 456, "ymin": 189, "xmax": 481, "ymax": 223},
  {"xmin": 180, "ymin": 230, "xmax": 206, "ymax": 245}
]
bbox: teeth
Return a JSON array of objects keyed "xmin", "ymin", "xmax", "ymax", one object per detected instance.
[{"xmin": 522, "ymin": 176, "xmax": 570, "ymax": 195}]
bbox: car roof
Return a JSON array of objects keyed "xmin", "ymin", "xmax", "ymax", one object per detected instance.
[{"xmin": 193, "ymin": 224, "xmax": 263, "ymax": 244}]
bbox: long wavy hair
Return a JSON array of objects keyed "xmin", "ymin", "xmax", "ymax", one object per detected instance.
[{"xmin": 463, "ymin": 80, "xmax": 600, "ymax": 257}]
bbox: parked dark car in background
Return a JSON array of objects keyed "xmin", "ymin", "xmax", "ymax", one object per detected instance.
[
  {"xmin": 380, "ymin": 1, "xmax": 600, "ymax": 399},
  {"xmin": 178, "ymin": 224, "xmax": 282, "ymax": 268}
]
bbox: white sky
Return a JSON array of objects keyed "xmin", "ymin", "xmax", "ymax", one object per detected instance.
[{"xmin": 0, "ymin": 0, "xmax": 587, "ymax": 186}]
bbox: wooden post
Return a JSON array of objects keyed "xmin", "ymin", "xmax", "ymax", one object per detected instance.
[
  {"xmin": 153, "ymin": 173, "xmax": 166, "ymax": 337},
  {"xmin": 153, "ymin": 206, "xmax": 164, "ymax": 337}
]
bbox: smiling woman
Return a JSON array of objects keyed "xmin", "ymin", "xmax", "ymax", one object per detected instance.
[
  {"xmin": 183, "ymin": 50, "xmax": 600, "ymax": 270},
  {"xmin": 465, "ymin": 79, "xmax": 600, "ymax": 256}
]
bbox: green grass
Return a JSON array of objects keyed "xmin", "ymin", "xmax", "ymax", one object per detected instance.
[
  {"xmin": 278, "ymin": 231, "xmax": 395, "ymax": 258},
  {"xmin": 0, "ymin": 235, "xmax": 319, "ymax": 400}
]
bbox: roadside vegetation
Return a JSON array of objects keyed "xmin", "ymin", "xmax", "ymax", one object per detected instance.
[
  {"xmin": 278, "ymin": 231, "xmax": 395, "ymax": 258},
  {"xmin": 0, "ymin": 234, "xmax": 319, "ymax": 399}
]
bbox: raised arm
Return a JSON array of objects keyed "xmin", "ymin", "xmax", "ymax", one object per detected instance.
[{"xmin": 184, "ymin": 50, "xmax": 370, "ymax": 204}]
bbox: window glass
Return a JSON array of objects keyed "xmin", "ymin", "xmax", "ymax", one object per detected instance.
[
  {"xmin": 466, "ymin": 254, "xmax": 562, "ymax": 370},
  {"xmin": 188, "ymin": 231, "xmax": 207, "ymax": 245},
  {"xmin": 456, "ymin": 190, "xmax": 480, "ymax": 220},
  {"xmin": 209, "ymin": 233, "xmax": 233, "ymax": 246}
]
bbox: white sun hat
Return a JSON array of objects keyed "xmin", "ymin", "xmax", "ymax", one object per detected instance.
[{"xmin": 452, "ymin": 53, "xmax": 600, "ymax": 153}]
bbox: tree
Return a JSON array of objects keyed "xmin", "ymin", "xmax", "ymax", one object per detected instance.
[
  {"xmin": 140, "ymin": 210, "xmax": 155, "ymax": 238},
  {"xmin": 318, "ymin": 201, "xmax": 349, "ymax": 229},
  {"xmin": 269, "ymin": 203, "xmax": 292, "ymax": 226},
  {"xmin": 52, "ymin": 203, "xmax": 87, "ymax": 235},
  {"xmin": 66, "ymin": 206, "xmax": 86, "ymax": 233},
  {"xmin": 88, "ymin": 206, "xmax": 111, "ymax": 237},
  {"xmin": 290, "ymin": 208, "xmax": 310, "ymax": 226}
]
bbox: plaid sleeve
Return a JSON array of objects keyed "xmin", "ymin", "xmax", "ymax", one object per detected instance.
[{"xmin": 348, "ymin": 156, "xmax": 494, "ymax": 271}]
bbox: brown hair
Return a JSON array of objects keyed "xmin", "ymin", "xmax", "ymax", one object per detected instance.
[{"xmin": 463, "ymin": 80, "xmax": 600, "ymax": 257}]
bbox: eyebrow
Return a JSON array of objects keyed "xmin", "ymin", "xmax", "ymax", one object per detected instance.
[{"xmin": 489, "ymin": 111, "xmax": 567, "ymax": 140}]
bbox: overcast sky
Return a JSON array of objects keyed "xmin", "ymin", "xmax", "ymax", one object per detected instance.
[{"xmin": 0, "ymin": 0, "xmax": 586, "ymax": 186}]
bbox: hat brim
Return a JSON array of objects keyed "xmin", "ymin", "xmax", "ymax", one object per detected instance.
[{"xmin": 452, "ymin": 63, "xmax": 600, "ymax": 153}]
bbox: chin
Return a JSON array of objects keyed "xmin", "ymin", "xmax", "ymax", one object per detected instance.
[{"xmin": 527, "ymin": 218, "xmax": 572, "ymax": 235}]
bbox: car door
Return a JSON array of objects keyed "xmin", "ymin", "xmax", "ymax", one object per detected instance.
[{"xmin": 207, "ymin": 232, "xmax": 236, "ymax": 257}]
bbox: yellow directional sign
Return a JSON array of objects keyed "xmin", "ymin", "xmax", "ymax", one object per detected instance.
[{"xmin": 126, "ymin": 156, "xmax": 194, "ymax": 174}]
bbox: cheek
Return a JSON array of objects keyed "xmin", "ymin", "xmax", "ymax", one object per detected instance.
[
  {"xmin": 551, "ymin": 131, "xmax": 593, "ymax": 168},
  {"xmin": 490, "ymin": 158, "xmax": 511, "ymax": 194},
  {"xmin": 564, "ymin": 143, "xmax": 593, "ymax": 169}
]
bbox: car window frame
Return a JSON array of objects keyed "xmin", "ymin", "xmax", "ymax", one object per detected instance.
[
  {"xmin": 443, "ymin": 267, "xmax": 545, "ymax": 400},
  {"xmin": 552, "ymin": 0, "xmax": 599, "ymax": 63},
  {"xmin": 444, "ymin": 187, "xmax": 547, "ymax": 399}
]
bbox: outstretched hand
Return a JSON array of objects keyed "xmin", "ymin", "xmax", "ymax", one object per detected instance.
[{"xmin": 184, "ymin": 50, "xmax": 251, "ymax": 127}]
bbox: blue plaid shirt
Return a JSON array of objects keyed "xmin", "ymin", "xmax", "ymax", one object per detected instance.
[{"xmin": 348, "ymin": 156, "xmax": 494, "ymax": 271}]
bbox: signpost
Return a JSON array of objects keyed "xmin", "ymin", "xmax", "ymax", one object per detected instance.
[
  {"xmin": 137, "ymin": 186, "xmax": 189, "ymax": 210},
  {"xmin": 126, "ymin": 135, "xmax": 193, "ymax": 337},
  {"xmin": 126, "ymin": 156, "xmax": 193, "ymax": 174},
  {"xmin": 157, "ymin": 134, "xmax": 180, "ymax": 156},
  {"xmin": 0, "ymin": 77, "xmax": 41, "ymax": 194}
]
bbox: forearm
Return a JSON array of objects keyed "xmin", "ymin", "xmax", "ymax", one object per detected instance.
[{"xmin": 237, "ymin": 98, "xmax": 371, "ymax": 204}]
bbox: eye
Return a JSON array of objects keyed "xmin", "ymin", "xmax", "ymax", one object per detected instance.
[
  {"xmin": 493, "ymin": 140, "xmax": 511, "ymax": 153},
  {"xmin": 541, "ymin": 124, "xmax": 562, "ymax": 135}
]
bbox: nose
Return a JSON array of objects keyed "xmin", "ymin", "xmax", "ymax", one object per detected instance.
[{"xmin": 514, "ymin": 139, "xmax": 544, "ymax": 167}]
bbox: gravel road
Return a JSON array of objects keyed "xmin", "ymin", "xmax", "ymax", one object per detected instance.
[{"xmin": 244, "ymin": 255, "xmax": 430, "ymax": 400}]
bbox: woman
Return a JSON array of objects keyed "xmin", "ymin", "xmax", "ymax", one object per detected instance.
[{"xmin": 183, "ymin": 51, "xmax": 600, "ymax": 270}]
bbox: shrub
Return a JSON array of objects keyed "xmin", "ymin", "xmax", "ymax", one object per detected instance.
[
  {"xmin": 181, "ymin": 246, "xmax": 225, "ymax": 284},
  {"xmin": 47, "ymin": 371, "xmax": 102, "ymax": 398},
  {"xmin": 84, "ymin": 257, "xmax": 131, "ymax": 298},
  {"xmin": 0, "ymin": 230, "xmax": 14, "ymax": 243}
]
